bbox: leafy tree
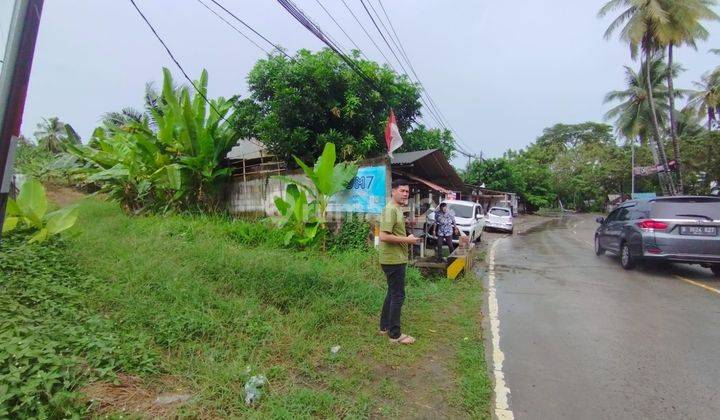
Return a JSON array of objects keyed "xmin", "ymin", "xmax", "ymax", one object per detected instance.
[
  {"xmin": 533, "ymin": 122, "xmax": 615, "ymax": 164},
  {"xmin": 33, "ymin": 117, "xmax": 80, "ymax": 154},
  {"xmin": 401, "ymin": 125, "xmax": 455, "ymax": 160},
  {"xmin": 243, "ymin": 49, "xmax": 422, "ymax": 163},
  {"xmin": 463, "ymin": 158, "xmax": 524, "ymax": 193},
  {"xmin": 680, "ymin": 130, "xmax": 720, "ymax": 194}
]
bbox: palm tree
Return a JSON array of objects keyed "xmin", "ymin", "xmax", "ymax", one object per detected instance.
[
  {"xmin": 101, "ymin": 107, "xmax": 148, "ymax": 132},
  {"xmin": 599, "ymin": 0, "xmax": 677, "ymax": 195},
  {"xmin": 605, "ymin": 57, "xmax": 682, "ymax": 191},
  {"xmin": 687, "ymin": 69, "xmax": 720, "ymax": 129},
  {"xmin": 659, "ymin": 0, "xmax": 718, "ymax": 192},
  {"xmin": 34, "ymin": 117, "xmax": 69, "ymax": 153},
  {"xmin": 605, "ymin": 57, "xmax": 678, "ymax": 139}
]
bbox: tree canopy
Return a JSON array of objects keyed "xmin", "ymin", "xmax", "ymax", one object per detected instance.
[{"xmin": 239, "ymin": 48, "xmax": 452, "ymax": 163}]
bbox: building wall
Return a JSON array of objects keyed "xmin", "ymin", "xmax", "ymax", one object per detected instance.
[
  {"xmin": 228, "ymin": 156, "xmax": 390, "ymax": 218},
  {"xmin": 228, "ymin": 171, "xmax": 309, "ymax": 216}
]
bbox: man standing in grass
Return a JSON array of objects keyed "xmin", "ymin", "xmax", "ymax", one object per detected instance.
[{"xmin": 379, "ymin": 179, "xmax": 422, "ymax": 345}]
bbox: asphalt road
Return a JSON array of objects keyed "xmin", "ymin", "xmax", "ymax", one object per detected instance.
[{"xmin": 483, "ymin": 214, "xmax": 720, "ymax": 420}]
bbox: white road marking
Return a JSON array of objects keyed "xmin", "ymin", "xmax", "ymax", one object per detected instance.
[
  {"xmin": 488, "ymin": 239, "xmax": 514, "ymax": 419},
  {"xmin": 675, "ymin": 275, "xmax": 720, "ymax": 295}
]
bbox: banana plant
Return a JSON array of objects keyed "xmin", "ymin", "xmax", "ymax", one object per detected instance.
[
  {"xmin": 66, "ymin": 67, "xmax": 238, "ymax": 213},
  {"xmin": 151, "ymin": 68, "xmax": 237, "ymax": 209},
  {"xmin": 3, "ymin": 179, "xmax": 79, "ymax": 243},
  {"xmin": 274, "ymin": 184, "xmax": 320, "ymax": 246},
  {"xmin": 275, "ymin": 142, "xmax": 358, "ymax": 226}
]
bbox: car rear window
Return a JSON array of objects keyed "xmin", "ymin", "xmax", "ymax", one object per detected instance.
[
  {"xmin": 447, "ymin": 204, "xmax": 473, "ymax": 218},
  {"xmin": 650, "ymin": 198, "xmax": 720, "ymax": 220},
  {"xmin": 489, "ymin": 208, "xmax": 510, "ymax": 216}
]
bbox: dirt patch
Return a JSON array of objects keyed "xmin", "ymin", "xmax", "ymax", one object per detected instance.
[
  {"xmin": 82, "ymin": 373, "xmax": 191, "ymax": 418},
  {"xmin": 395, "ymin": 352, "xmax": 459, "ymax": 419},
  {"xmin": 45, "ymin": 183, "xmax": 86, "ymax": 207}
]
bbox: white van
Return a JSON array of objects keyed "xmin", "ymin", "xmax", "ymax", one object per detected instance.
[{"xmin": 426, "ymin": 199, "xmax": 486, "ymax": 243}]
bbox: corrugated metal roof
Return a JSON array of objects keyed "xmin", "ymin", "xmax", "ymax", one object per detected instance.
[
  {"xmin": 390, "ymin": 149, "xmax": 437, "ymax": 165},
  {"xmin": 390, "ymin": 149, "xmax": 464, "ymax": 190},
  {"xmin": 226, "ymin": 138, "xmax": 269, "ymax": 160}
]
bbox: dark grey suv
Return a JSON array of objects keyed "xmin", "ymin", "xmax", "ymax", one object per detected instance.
[{"xmin": 594, "ymin": 196, "xmax": 720, "ymax": 275}]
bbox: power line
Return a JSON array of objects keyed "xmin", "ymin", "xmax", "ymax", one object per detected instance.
[
  {"xmin": 275, "ymin": 0, "xmax": 389, "ymax": 103},
  {"xmin": 195, "ymin": 0, "xmax": 270, "ymax": 55},
  {"xmin": 128, "ymin": 0, "xmax": 223, "ymax": 118},
  {"xmin": 278, "ymin": 0, "xmax": 450, "ymax": 137},
  {"xmin": 357, "ymin": 0, "xmax": 449, "ymax": 133},
  {"xmin": 338, "ymin": 0, "xmax": 395, "ymax": 71},
  {"xmin": 371, "ymin": 0, "xmax": 470, "ymax": 152},
  {"xmin": 348, "ymin": 0, "xmax": 449, "ymax": 132},
  {"xmin": 356, "ymin": 0, "xmax": 474, "ymax": 156},
  {"xmin": 207, "ymin": 0, "xmax": 291, "ymax": 58},
  {"xmin": 371, "ymin": 0, "xmax": 476, "ymax": 157},
  {"xmin": 313, "ymin": 0, "xmax": 369, "ymax": 61}
]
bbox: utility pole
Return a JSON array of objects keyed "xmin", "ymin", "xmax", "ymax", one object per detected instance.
[
  {"xmin": 631, "ymin": 138, "xmax": 635, "ymax": 197},
  {"xmin": 0, "ymin": 0, "xmax": 44, "ymax": 243}
]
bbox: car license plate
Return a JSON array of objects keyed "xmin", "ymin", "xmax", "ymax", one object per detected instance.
[{"xmin": 680, "ymin": 226, "xmax": 717, "ymax": 236}]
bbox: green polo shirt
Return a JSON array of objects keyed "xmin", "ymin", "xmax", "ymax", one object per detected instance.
[{"xmin": 379, "ymin": 201, "xmax": 408, "ymax": 265}]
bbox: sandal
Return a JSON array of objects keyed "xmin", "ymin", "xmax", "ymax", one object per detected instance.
[
  {"xmin": 389, "ymin": 334, "xmax": 415, "ymax": 345},
  {"xmin": 378, "ymin": 329, "xmax": 388, "ymax": 336}
]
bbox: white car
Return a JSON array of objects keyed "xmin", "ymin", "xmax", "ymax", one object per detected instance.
[
  {"xmin": 426, "ymin": 200, "xmax": 486, "ymax": 243},
  {"xmin": 485, "ymin": 206, "xmax": 513, "ymax": 233}
]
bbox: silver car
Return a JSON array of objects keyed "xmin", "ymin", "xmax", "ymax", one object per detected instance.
[{"xmin": 594, "ymin": 196, "xmax": 720, "ymax": 275}]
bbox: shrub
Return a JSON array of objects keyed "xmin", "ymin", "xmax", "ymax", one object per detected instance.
[{"xmin": 328, "ymin": 215, "xmax": 371, "ymax": 252}]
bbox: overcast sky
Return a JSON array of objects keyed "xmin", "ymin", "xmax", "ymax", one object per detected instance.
[{"xmin": 4, "ymin": 1, "xmax": 720, "ymax": 164}]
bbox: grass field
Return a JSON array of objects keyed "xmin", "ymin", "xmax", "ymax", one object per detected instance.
[{"xmin": 2, "ymin": 197, "xmax": 491, "ymax": 418}]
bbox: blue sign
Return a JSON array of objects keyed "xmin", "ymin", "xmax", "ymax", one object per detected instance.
[{"xmin": 327, "ymin": 165, "xmax": 387, "ymax": 214}]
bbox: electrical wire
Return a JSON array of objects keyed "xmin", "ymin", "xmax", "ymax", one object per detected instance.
[
  {"xmin": 128, "ymin": 0, "xmax": 223, "ymax": 118},
  {"xmin": 195, "ymin": 0, "xmax": 270, "ymax": 55}
]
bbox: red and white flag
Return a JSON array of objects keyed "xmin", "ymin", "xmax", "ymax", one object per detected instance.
[{"xmin": 384, "ymin": 109, "xmax": 403, "ymax": 158}]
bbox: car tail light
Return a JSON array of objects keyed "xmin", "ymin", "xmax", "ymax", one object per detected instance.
[
  {"xmin": 646, "ymin": 247, "xmax": 663, "ymax": 254},
  {"xmin": 637, "ymin": 219, "xmax": 668, "ymax": 231}
]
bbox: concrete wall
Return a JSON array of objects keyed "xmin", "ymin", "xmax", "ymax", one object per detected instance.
[
  {"xmin": 228, "ymin": 156, "xmax": 390, "ymax": 218},
  {"xmin": 228, "ymin": 171, "xmax": 309, "ymax": 216}
]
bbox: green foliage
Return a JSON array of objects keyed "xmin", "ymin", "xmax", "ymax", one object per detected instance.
[
  {"xmin": 0, "ymin": 234, "xmax": 159, "ymax": 418},
  {"xmin": 242, "ymin": 49, "xmax": 423, "ymax": 163},
  {"xmin": 33, "ymin": 117, "xmax": 81, "ymax": 154},
  {"xmin": 292, "ymin": 142, "xmax": 359, "ymax": 223},
  {"xmin": 400, "ymin": 125, "xmax": 455, "ymax": 160},
  {"xmin": 604, "ymin": 57, "xmax": 679, "ymax": 142},
  {"xmin": 223, "ymin": 218, "xmax": 285, "ymax": 247},
  {"xmin": 467, "ymin": 122, "xmax": 658, "ymax": 212},
  {"xmin": 3, "ymin": 179, "xmax": 79, "ymax": 243},
  {"xmin": 62, "ymin": 199, "xmax": 490, "ymax": 417},
  {"xmin": 67, "ymin": 67, "xmax": 240, "ymax": 213},
  {"xmin": 680, "ymin": 130, "xmax": 720, "ymax": 194},
  {"xmin": 328, "ymin": 215, "xmax": 371, "ymax": 252},
  {"xmin": 273, "ymin": 143, "xmax": 358, "ymax": 247},
  {"xmin": 463, "ymin": 158, "xmax": 525, "ymax": 193},
  {"xmin": 274, "ymin": 183, "xmax": 320, "ymax": 246},
  {"xmin": 13, "ymin": 139, "xmax": 55, "ymax": 179}
]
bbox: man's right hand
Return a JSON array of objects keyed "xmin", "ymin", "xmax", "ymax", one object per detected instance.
[{"xmin": 406, "ymin": 234, "xmax": 422, "ymax": 245}]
